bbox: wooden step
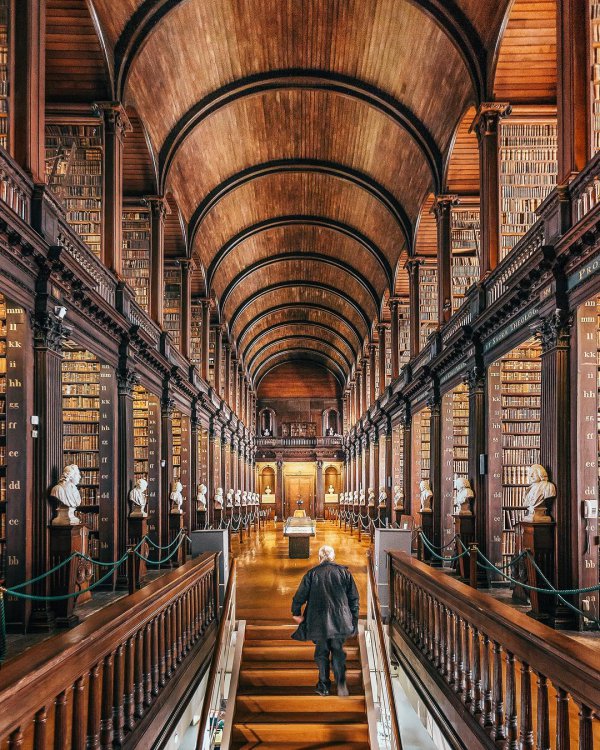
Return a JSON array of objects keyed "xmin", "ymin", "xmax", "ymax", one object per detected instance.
[
  {"xmin": 242, "ymin": 644, "xmax": 360, "ymax": 662},
  {"xmin": 235, "ymin": 742, "xmax": 370, "ymax": 750},
  {"xmin": 232, "ymin": 721, "xmax": 369, "ymax": 744},
  {"xmin": 245, "ymin": 625, "xmax": 358, "ymax": 645},
  {"xmin": 235, "ymin": 694, "xmax": 365, "ymax": 715},
  {"xmin": 238, "ymin": 667, "xmax": 362, "ymax": 689},
  {"xmin": 238, "ymin": 683, "xmax": 362, "ymax": 696}
]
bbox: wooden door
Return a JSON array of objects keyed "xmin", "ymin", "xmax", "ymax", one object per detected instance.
[{"xmin": 284, "ymin": 475, "xmax": 315, "ymax": 517}]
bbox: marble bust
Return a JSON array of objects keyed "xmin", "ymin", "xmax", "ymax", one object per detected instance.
[
  {"xmin": 419, "ymin": 479, "xmax": 433, "ymax": 513},
  {"xmin": 359, "ymin": 488, "xmax": 366, "ymax": 506},
  {"xmin": 129, "ymin": 478, "xmax": 148, "ymax": 517},
  {"xmin": 327, "ymin": 484, "xmax": 336, "ymax": 495},
  {"xmin": 197, "ymin": 483, "xmax": 208, "ymax": 511},
  {"xmin": 214, "ymin": 487, "xmax": 224, "ymax": 509},
  {"xmin": 50, "ymin": 464, "xmax": 82, "ymax": 525},
  {"xmin": 453, "ymin": 476, "xmax": 474, "ymax": 516},
  {"xmin": 241, "ymin": 491, "xmax": 248, "ymax": 506},
  {"xmin": 523, "ymin": 464, "xmax": 556, "ymax": 522},
  {"xmin": 393, "ymin": 485, "xmax": 404, "ymax": 511},
  {"xmin": 234, "ymin": 489, "xmax": 241, "ymax": 507},
  {"xmin": 226, "ymin": 489, "xmax": 234, "ymax": 507},
  {"xmin": 264, "ymin": 485, "xmax": 272, "ymax": 495},
  {"xmin": 367, "ymin": 487, "xmax": 375, "ymax": 507},
  {"xmin": 353, "ymin": 490, "xmax": 359, "ymax": 505},
  {"xmin": 378, "ymin": 489, "xmax": 387, "ymax": 508},
  {"xmin": 170, "ymin": 480, "xmax": 184, "ymax": 514}
]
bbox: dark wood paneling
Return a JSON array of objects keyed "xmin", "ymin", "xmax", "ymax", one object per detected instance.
[{"xmin": 258, "ymin": 362, "xmax": 340, "ymax": 399}]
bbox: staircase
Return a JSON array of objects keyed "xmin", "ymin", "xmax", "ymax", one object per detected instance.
[{"xmin": 230, "ymin": 623, "xmax": 370, "ymax": 749}]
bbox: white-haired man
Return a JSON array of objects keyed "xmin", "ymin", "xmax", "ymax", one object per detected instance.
[{"xmin": 291, "ymin": 544, "xmax": 359, "ymax": 697}]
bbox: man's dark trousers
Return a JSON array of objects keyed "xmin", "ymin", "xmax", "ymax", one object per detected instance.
[{"xmin": 314, "ymin": 637, "xmax": 346, "ymax": 688}]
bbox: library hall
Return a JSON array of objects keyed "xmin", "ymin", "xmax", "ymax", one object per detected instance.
[{"xmin": 1, "ymin": 0, "xmax": 600, "ymax": 748}]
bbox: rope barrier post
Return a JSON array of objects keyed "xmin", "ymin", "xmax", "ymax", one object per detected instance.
[
  {"xmin": 0, "ymin": 590, "xmax": 6, "ymax": 664},
  {"xmin": 358, "ymin": 514, "xmax": 362, "ymax": 542},
  {"xmin": 181, "ymin": 529, "xmax": 188, "ymax": 565},
  {"xmin": 417, "ymin": 534, "xmax": 424, "ymax": 562},
  {"xmin": 469, "ymin": 544, "xmax": 478, "ymax": 589},
  {"xmin": 127, "ymin": 545, "xmax": 137, "ymax": 595}
]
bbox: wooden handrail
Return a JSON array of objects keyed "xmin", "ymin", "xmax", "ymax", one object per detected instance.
[
  {"xmin": 196, "ymin": 557, "xmax": 237, "ymax": 750},
  {"xmin": 367, "ymin": 551, "xmax": 403, "ymax": 750},
  {"xmin": 389, "ymin": 551, "xmax": 600, "ymax": 748},
  {"xmin": 0, "ymin": 553, "xmax": 219, "ymax": 746}
]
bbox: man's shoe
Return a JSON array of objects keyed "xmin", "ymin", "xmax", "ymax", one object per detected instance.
[
  {"xmin": 315, "ymin": 683, "xmax": 330, "ymax": 696},
  {"xmin": 337, "ymin": 680, "xmax": 349, "ymax": 697}
]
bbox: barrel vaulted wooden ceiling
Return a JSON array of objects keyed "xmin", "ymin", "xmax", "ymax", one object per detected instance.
[{"xmin": 53, "ymin": 0, "xmax": 554, "ymax": 389}]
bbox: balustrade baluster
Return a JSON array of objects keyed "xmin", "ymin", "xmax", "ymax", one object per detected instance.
[
  {"xmin": 124, "ymin": 637, "xmax": 136, "ymax": 732},
  {"xmin": 8, "ymin": 728, "xmax": 23, "ymax": 749},
  {"xmin": 455, "ymin": 615, "xmax": 464, "ymax": 694},
  {"xmin": 134, "ymin": 630, "xmax": 145, "ymax": 719},
  {"xmin": 505, "ymin": 651, "xmax": 517, "ymax": 750},
  {"xmin": 181, "ymin": 593, "xmax": 188, "ymax": 653},
  {"xmin": 555, "ymin": 687, "xmax": 570, "ymax": 750},
  {"xmin": 433, "ymin": 599, "xmax": 440, "ymax": 668},
  {"xmin": 176, "ymin": 596, "xmax": 183, "ymax": 662},
  {"xmin": 87, "ymin": 663, "xmax": 102, "ymax": 749},
  {"xmin": 33, "ymin": 708, "xmax": 47, "ymax": 750},
  {"xmin": 471, "ymin": 627, "xmax": 482, "ymax": 717},
  {"xmin": 72, "ymin": 676, "xmax": 86, "ymax": 750},
  {"xmin": 112, "ymin": 644, "xmax": 125, "ymax": 746},
  {"xmin": 448, "ymin": 610, "xmax": 456, "ymax": 686},
  {"xmin": 151, "ymin": 617, "xmax": 159, "ymax": 696},
  {"xmin": 191, "ymin": 584, "xmax": 198, "ymax": 641},
  {"xmin": 170, "ymin": 601, "xmax": 178, "ymax": 667},
  {"xmin": 100, "ymin": 652, "xmax": 114, "ymax": 750},
  {"xmin": 159, "ymin": 611, "xmax": 167, "ymax": 687},
  {"xmin": 198, "ymin": 579, "xmax": 205, "ymax": 633},
  {"xmin": 143, "ymin": 623, "xmax": 153, "ymax": 706},
  {"xmin": 463, "ymin": 622, "xmax": 472, "ymax": 705},
  {"xmin": 54, "ymin": 689, "xmax": 68, "ymax": 750},
  {"xmin": 428, "ymin": 595, "xmax": 434, "ymax": 657},
  {"xmin": 519, "ymin": 662, "xmax": 534, "ymax": 750},
  {"xmin": 492, "ymin": 641, "xmax": 506, "ymax": 742},
  {"xmin": 186, "ymin": 589, "xmax": 192, "ymax": 648},
  {"xmin": 578, "ymin": 704, "xmax": 593, "ymax": 750},
  {"xmin": 482, "ymin": 636, "xmax": 493, "ymax": 729},
  {"xmin": 536, "ymin": 673, "xmax": 550, "ymax": 750},
  {"xmin": 440, "ymin": 604, "xmax": 448, "ymax": 678},
  {"xmin": 165, "ymin": 605, "xmax": 173, "ymax": 678}
]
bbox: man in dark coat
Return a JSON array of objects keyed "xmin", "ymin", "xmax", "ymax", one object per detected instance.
[{"xmin": 291, "ymin": 544, "xmax": 360, "ymax": 696}]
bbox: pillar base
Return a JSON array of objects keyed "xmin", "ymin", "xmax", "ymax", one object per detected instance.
[
  {"xmin": 453, "ymin": 513, "xmax": 475, "ymax": 580},
  {"xmin": 50, "ymin": 525, "xmax": 92, "ymax": 628},
  {"xmin": 521, "ymin": 520, "xmax": 556, "ymax": 626}
]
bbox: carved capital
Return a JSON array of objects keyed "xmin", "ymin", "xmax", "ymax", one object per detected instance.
[
  {"xmin": 405, "ymin": 258, "xmax": 423, "ymax": 279},
  {"xmin": 161, "ymin": 394, "xmax": 175, "ymax": 417},
  {"xmin": 533, "ymin": 309, "xmax": 573, "ymax": 352},
  {"xmin": 432, "ymin": 194, "xmax": 459, "ymax": 221},
  {"xmin": 144, "ymin": 195, "xmax": 170, "ymax": 221},
  {"xmin": 117, "ymin": 367, "xmax": 139, "ymax": 396},
  {"xmin": 471, "ymin": 102, "xmax": 512, "ymax": 140},
  {"xmin": 463, "ymin": 365, "xmax": 486, "ymax": 392},
  {"xmin": 32, "ymin": 311, "xmax": 67, "ymax": 353},
  {"xmin": 93, "ymin": 101, "xmax": 132, "ymax": 140}
]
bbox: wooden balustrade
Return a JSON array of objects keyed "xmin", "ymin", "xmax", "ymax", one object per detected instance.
[
  {"xmin": 389, "ymin": 551, "xmax": 600, "ymax": 750},
  {"xmin": 0, "ymin": 553, "xmax": 219, "ymax": 749},
  {"xmin": 0, "ymin": 151, "xmax": 33, "ymax": 223}
]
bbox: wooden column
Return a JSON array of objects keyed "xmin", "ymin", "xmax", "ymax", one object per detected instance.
[
  {"xmin": 383, "ymin": 421, "xmax": 393, "ymax": 516},
  {"xmin": 13, "ymin": 0, "xmax": 45, "ymax": 181},
  {"xmin": 146, "ymin": 197, "xmax": 167, "ymax": 327},
  {"xmin": 30, "ymin": 306, "xmax": 65, "ymax": 630},
  {"xmin": 180, "ymin": 260, "xmax": 193, "ymax": 359},
  {"xmin": 429, "ymin": 395, "xmax": 443, "ymax": 560},
  {"xmin": 361, "ymin": 434, "xmax": 369, "ymax": 493},
  {"xmin": 231, "ymin": 357, "xmax": 238, "ymax": 414},
  {"xmin": 207, "ymin": 419, "xmax": 218, "ymax": 522},
  {"xmin": 361, "ymin": 357, "xmax": 368, "ymax": 413},
  {"xmin": 160, "ymin": 395, "xmax": 174, "ymax": 548},
  {"xmin": 368, "ymin": 342, "xmax": 376, "ymax": 405},
  {"xmin": 190, "ymin": 403, "xmax": 199, "ymax": 529},
  {"xmin": 473, "ymin": 103, "xmax": 511, "ymax": 277},
  {"xmin": 95, "ymin": 102, "xmax": 131, "ymax": 275},
  {"xmin": 224, "ymin": 342, "xmax": 231, "ymax": 406},
  {"xmin": 406, "ymin": 260, "xmax": 421, "ymax": 358},
  {"xmin": 201, "ymin": 299, "xmax": 210, "ymax": 381},
  {"xmin": 316, "ymin": 459, "xmax": 324, "ymax": 519},
  {"xmin": 557, "ymin": 0, "xmax": 588, "ymax": 184},
  {"xmin": 214, "ymin": 327, "xmax": 222, "ymax": 396},
  {"xmin": 434, "ymin": 195, "xmax": 458, "ymax": 325},
  {"xmin": 402, "ymin": 415, "xmax": 412, "ymax": 517},
  {"xmin": 537, "ymin": 310, "xmax": 574, "ymax": 627},
  {"xmin": 371, "ymin": 430, "xmax": 380, "ymax": 498},
  {"xmin": 466, "ymin": 366, "xmax": 489, "ymax": 560},
  {"xmin": 276, "ymin": 458, "xmax": 283, "ymax": 518},
  {"xmin": 116, "ymin": 362, "xmax": 137, "ymax": 581},
  {"xmin": 377, "ymin": 323, "xmax": 387, "ymax": 394},
  {"xmin": 389, "ymin": 298, "xmax": 400, "ymax": 379}
]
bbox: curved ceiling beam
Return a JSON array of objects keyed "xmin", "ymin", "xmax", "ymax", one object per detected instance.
[
  {"xmin": 205, "ymin": 216, "xmax": 393, "ymax": 292},
  {"xmin": 236, "ymin": 302, "xmax": 364, "ymax": 353},
  {"xmin": 218, "ymin": 253, "xmax": 381, "ymax": 321},
  {"xmin": 158, "ymin": 71, "xmax": 443, "ymax": 192},
  {"xmin": 241, "ymin": 320, "xmax": 358, "ymax": 363},
  {"xmin": 114, "ymin": 0, "xmax": 484, "ymax": 112},
  {"xmin": 189, "ymin": 159, "xmax": 413, "ymax": 252},
  {"xmin": 228, "ymin": 280, "xmax": 373, "ymax": 338},
  {"xmin": 253, "ymin": 349, "xmax": 346, "ymax": 390},
  {"xmin": 248, "ymin": 335, "xmax": 351, "ymax": 374}
]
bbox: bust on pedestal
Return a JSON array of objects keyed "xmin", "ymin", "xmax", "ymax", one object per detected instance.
[
  {"xmin": 129, "ymin": 478, "xmax": 149, "ymax": 584},
  {"xmin": 197, "ymin": 483, "xmax": 207, "ymax": 511},
  {"xmin": 214, "ymin": 487, "xmax": 224, "ymax": 509},
  {"xmin": 418, "ymin": 480, "xmax": 434, "ymax": 561},
  {"xmin": 169, "ymin": 480, "xmax": 185, "ymax": 564},
  {"xmin": 130, "ymin": 478, "xmax": 148, "ymax": 517},
  {"xmin": 50, "ymin": 464, "xmax": 82, "ymax": 525},
  {"xmin": 234, "ymin": 489, "xmax": 241, "ymax": 507},
  {"xmin": 367, "ymin": 488, "xmax": 375, "ymax": 507},
  {"xmin": 226, "ymin": 489, "xmax": 234, "ymax": 508},
  {"xmin": 452, "ymin": 476, "xmax": 475, "ymax": 579}
]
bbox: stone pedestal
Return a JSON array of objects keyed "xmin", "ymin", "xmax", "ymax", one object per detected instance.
[
  {"xmin": 394, "ymin": 509, "xmax": 404, "ymax": 527},
  {"xmin": 169, "ymin": 512, "xmax": 185, "ymax": 567},
  {"xmin": 49, "ymin": 525, "xmax": 92, "ymax": 628},
  {"xmin": 419, "ymin": 510, "xmax": 434, "ymax": 563},
  {"xmin": 128, "ymin": 515, "xmax": 148, "ymax": 584},
  {"xmin": 521, "ymin": 520, "xmax": 556, "ymax": 625},
  {"xmin": 453, "ymin": 513, "xmax": 475, "ymax": 580}
]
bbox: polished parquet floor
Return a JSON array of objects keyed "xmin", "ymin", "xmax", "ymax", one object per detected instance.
[{"xmin": 231, "ymin": 520, "xmax": 370, "ymax": 623}]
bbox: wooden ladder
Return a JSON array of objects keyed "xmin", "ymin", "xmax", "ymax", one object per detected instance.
[{"xmin": 229, "ymin": 622, "xmax": 371, "ymax": 749}]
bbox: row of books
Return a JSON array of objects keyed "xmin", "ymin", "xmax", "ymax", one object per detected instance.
[
  {"xmin": 64, "ymin": 436, "xmax": 99, "ymax": 451},
  {"xmin": 64, "ymin": 423, "xmax": 100, "ymax": 435}
]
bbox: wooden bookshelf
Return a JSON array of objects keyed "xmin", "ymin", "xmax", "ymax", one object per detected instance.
[
  {"xmin": 209, "ymin": 327, "xmax": 216, "ymax": 385},
  {"xmin": 398, "ymin": 302, "xmax": 410, "ymax": 368},
  {"xmin": 163, "ymin": 265, "xmax": 182, "ymax": 349},
  {"xmin": 122, "ymin": 207, "xmax": 150, "ymax": 313},
  {"xmin": 419, "ymin": 265, "xmax": 437, "ymax": 348},
  {"xmin": 498, "ymin": 339, "xmax": 542, "ymax": 568},
  {"xmin": 190, "ymin": 303, "xmax": 202, "ymax": 369},
  {"xmin": 411, "ymin": 407, "xmax": 431, "ymax": 526},
  {"xmin": 392, "ymin": 422, "xmax": 403, "ymax": 499},
  {"xmin": 46, "ymin": 123, "xmax": 104, "ymax": 257},
  {"xmin": 590, "ymin": 0, "xmax": 600, "ymax": 155},
  {"xmin": 451, "ymin": 204, "xmax": 480, "ymax": 312},
  {"xmin": 0, "ymin": 293, "xmax": 5, "ymax": 581},
  {"xmin": 133, "ymin": 385, "xmax": 161, "ymax": 542},
  {"xmin": 172, "ymin": 409, "xmax": 182, "ymax": 484},
  {"xmin": 133, "ymin": 385, "xmax": 150, "ymax": 483},
  {"xmin": 0, "ymin": 0, "xmax": 10, "ymax": 151},
  {"xmin": 499, "ymin": 116, "xmax": 557, "ymax": 260}
]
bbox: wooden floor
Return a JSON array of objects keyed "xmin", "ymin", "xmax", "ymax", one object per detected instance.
[{"xmin": 232, "ymin": 520, "xmax": 370, "ymax": 623}]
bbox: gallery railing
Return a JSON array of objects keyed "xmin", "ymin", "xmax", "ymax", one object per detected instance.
[
  {"xmin": 255, "ymin": 436, "xmax": 343, "ymax": 449},
  {"xmin": 0, "ymin": 553, "xmax": 219, "ymax": 749},
  {"xmin": 389, "ymin": 551, "xmax": 600, "ymax": 750},
  {"xmin": 0, "ymin": 149, "xmax": 32, "ymax": 222}
]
